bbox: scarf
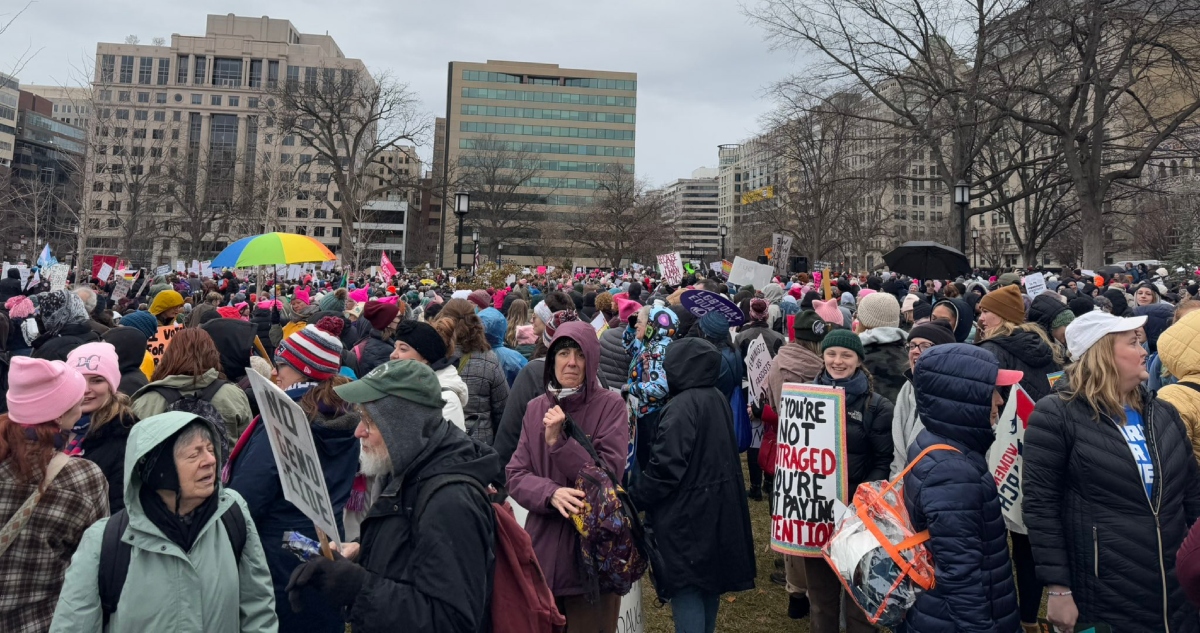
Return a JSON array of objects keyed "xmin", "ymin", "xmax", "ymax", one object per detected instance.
[
  {"xmin": 65, "ymin": 413, "xmax": 92, "ymax": 456},
  {"xmin": 138, "ymin": 483, "xmax": 219, "ymax": 553}
]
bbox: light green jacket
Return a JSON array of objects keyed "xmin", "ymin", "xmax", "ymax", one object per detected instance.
[
  {"xmin": 49, "ymin": 412, "xmax": 278, "ymax": 633},
  {"xmin": 130, "ymin": 368, "xmax": 253, "ymax": 441}
]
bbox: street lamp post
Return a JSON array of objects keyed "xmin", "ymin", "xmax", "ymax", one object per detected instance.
[
  {"xmin": 954, "ymin": 180, "xmax": 971, "ymax": 254},
  {"xmin": 718, "ymin": 224, "xmax": 728, "ymax": 261},
  {"xmin": 471, "ymin": 228, "xmax": 479, "ymax": 273},
  {"xmin": 497, "ymin": 243, "xmax": 503, "ymax": 265},
  {"xmin": 453, "ymin": 191, "xmax": 470, "ymax": 270},
  {"xmin": 971, "ymin": 227, "xmax": 980, "ymax": 270}
]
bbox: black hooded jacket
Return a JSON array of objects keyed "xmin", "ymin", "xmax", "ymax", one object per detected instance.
[
  {"xmin": 0, "ymin": 270, "xmax": 23, "ymax": 303},
  {"xmin": 977, "ymin": 328, "xmax": 1060, "ymax": 403},
  {"xmin": 1104, "ymin": 286, "xmax": 1130, "ymax": 317},
  {"xmin": 814, "ymin": 369, "xmax": 894, "ymax": 489},
  {"xmin": 1027, "ymin": 294, "xmax": 1069, "ymax": 338},
  {"xmin": 628, "ymin": 338, "xmax": 757, "ymax": 599},
  {"xmin": 933, "ymin": 298, "xmax": 974, "ymax": 343},
  {"xmin": 201, "ymin": 318, "xmax": 256, "ymax": 384},
  {"xmin": 102, "ymin": 326, "xmax": 150, "ymax": 397},
  {"xmin": 351, "ymin": 398, "xmax": 500, "ymax": 633}
]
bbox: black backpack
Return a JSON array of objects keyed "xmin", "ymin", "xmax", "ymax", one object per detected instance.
[
  {"xmin": 147, "ymin": 380, "xmax": 232, "ymax": 452},
  {"xmin": 98, "ymin": 503, "xmax": 247, "ymax": 625}
]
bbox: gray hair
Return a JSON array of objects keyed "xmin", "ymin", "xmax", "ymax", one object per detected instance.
[
  {"xmin": 172, "ymin": 421, "xmax": 216, "ymax": 460},
  {"xmin": 74, "ymin": 287, "xmax": 98, "ymax": 313}
]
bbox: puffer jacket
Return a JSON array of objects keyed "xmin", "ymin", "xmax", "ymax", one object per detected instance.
[
  {"xmin": 353, "ymin": 329, "xmax": 394, "ymax": 377},
  {"xmin": 1024, "ymin": 387, "xmax": 1200, "ymax": 632},
  {"xmin": 860, "ymin": 326, "xmax": 908, "ymax": 403},
  {"xmin": 451, "ymin": 349, "xmax": 509, "ymax": 446},
  {"xmin": 902, "ymin": 344, "xmax": 1020, "ymax": 632},
  {"xmin": 79, "ymin": 410, "xmax": 139, "ymax": 513},
  {"xmin": 50, "ymin": 412, "xmax": 277, "ymax": 633},
  {"xmin": 625, "ymin": 307, "xmax": 678, "ymax": 419},
  {"xmin": 479, "ymin": 307, "xmax": 528, "ymax": 387},
  {"xmin": 1157, "ymin": 311, "xmax": 1200, "ymax": 465},
  {"xmin": 598, "ymin": 326, "xmax": 631, "ymax": 389},
  {"xmin": 814, "ymin": 369, "xmax": 893, "ymax": 489},
  {"xmin": 250, "ymin": 306, "xmax": 278, "ymax": 358},
  {"xmin": 629, "ymin": 338, "xmax": 756, "ymax": 599},
  {"xmin": 977, "ymin": 328, "xmax": 1060, "ymax": 403},
  {"xmin": 1026, "ymin": 294, "xmax": 1069, "ymax": 339}
]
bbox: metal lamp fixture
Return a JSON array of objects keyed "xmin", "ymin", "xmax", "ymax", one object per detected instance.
[
  {"xmin": 453, "ymin": 191, "xmax": 470, "ymax": 269},
  {"xmin": 954, "ymin": 180, "xmax": 971, "ymax": 253}
]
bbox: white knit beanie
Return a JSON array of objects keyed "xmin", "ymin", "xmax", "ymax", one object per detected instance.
[{"xmin": 857, "ymin": 292, "xmax": 901, "ymax": 329}]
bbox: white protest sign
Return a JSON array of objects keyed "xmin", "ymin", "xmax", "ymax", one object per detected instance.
[
  {"xmin": 772, "ymin": 233, "xmax": 794, "ymax": 277},
  {"xmin": 729, "ymin": 256, "xmax": 775, "ymax": 290},
  {"xmin": 200, "ymin": 261, "xmax": 212, "ymax": 277},
  {"xmin": 657, "ymin": 252, "xmax": 684, "ymax": 285},
  {"xmin": 1023, "ymin": 272, "xmax": 1046, "ymax": 299},
  {"xmin": 710, "ymin": 262, "xmax": 723, "ymax": 275},
  {"xmin": 591, "ymin": 312, "xmax": 607, "ymax": 333},
  {"xmin": 49, "ymin": 264, "xmax": 70, "ymax": 292},
  {"xmin": 154, "ymin": 264, "xmax": 170, "ymax": 277},
  {"xmin": 247, "ymin": 371, "xmax": 340, "ymax": 542},
  {"xmin": 987, "ymin": 384, "xmax": 1035, "ymax": 534},
  {"xmin": 174, "ymin": 260, "xmax": 185, "ymax": 273},
  {"xmin": 1081, "ymin": 269, "xmax": 1095, "ymax": 278},
  {"xmin": 191, "ymin": 259, "xmax": 200, "ymax": 275},
  {"xmin": 744, "ymin": 335, "xmax": 773, "ymax": 407},
  {"xmin": 505, "ymin": 274, "xmax": 517, "ymax": 286},
  {"xmin": 111, "ymin": 275, "xmax": 133, "ymax": 302},
  {"xmin": 16, "ymin": 264, "xmax": 29, "ymax": 288},
  {"xmin": 771, "ymin": 383, "xmax": 848, "ymax": 557},
  {"xmin": 321, "ymin": 260, "xmax": 335, "ymax": 271},
  {"xmin": 97, "ymin": 262, "xmax": 114, "ymax": 283}
]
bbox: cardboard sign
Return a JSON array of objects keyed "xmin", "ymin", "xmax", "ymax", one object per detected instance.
[
  {"xmin": 97, "ymin": 263, "xmax": 114, "ymax": 283},
  {"xmin": 744, "ymin": 335, "xmax": 772, "ymax": 407},
  {"xmin": 145, "ymin": 323, "xmax": 183, "ymax": 369},
  {"xmin": 988, "ymin": 384, "xmax": 1035, "ymax": 533},
  {"xmin": 679, "ymin": 289, "xmax": 746, "ymax": 327},
  {"xmin": 771, "ymin": 383, "xmax": 848, "ymax": 557},
  {"xmin": 657, "ymin": 252, "xmax": 684, "ymax": 285},
  {"xmin": 772, "ymin": 233, "xmax": 793, "ymax": 277},
  {"xmin": 48, "ymin": 264, "xmax": 70, "ymax": 292},
  {"xmin": 1024, "ymin": 272, "xmax": 1046, "ymax": 298},
  {"xmin": 728, "ymin": 256, "xmax": 774, "ymax": 289},
  {"xmin": 247, "ymin": 371, "xmax": 340, "ymax": 542}
]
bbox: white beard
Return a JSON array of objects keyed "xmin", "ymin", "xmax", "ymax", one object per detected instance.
[{"xmin": 359, "ymin": 443, "xmax": 393, "ymax": 477}]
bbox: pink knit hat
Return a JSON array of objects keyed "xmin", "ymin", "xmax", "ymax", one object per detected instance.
[
  {"xmin": 7, "ymin": 356, "xmax": 86, "ymax": 425},
  {"xmin": 293, "ymin": 289, "xmax": 311, "ymax": 306},
  {"xmin": 66, "ymin": 342, "xmax": 121, "ymax": 395},
  {"xmin": 812, "ymin": 299, "xmax": 842, "ymax": 326},
  {"xmin": 616, "ymin": 295, "xmax": 641, "ymax": 323}
]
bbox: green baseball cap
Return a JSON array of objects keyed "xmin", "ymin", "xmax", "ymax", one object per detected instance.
[{"xmin": 333, "ymin": 359, "xmax": 445, "ymax": 410}]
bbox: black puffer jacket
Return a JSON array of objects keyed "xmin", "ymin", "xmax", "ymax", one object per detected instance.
[
  {"xmin": 598, "ymin": 326, "xmax": 630, "ymax": 389},
  {"xmin": 80, "ymin": 410, "xmax": 138, "ymax": 513},
  {"xmin": 353, "ymin": 329, "xmax": 394, "ymax": 377},
  {"xmin": 1024, "ymin": 389, "xmax": 1200, "ymax": 632},
  {"xmin": 860, "ymin": 326, "xmax": 908, "ymax": 403},
  {"xmin": 629, "ymin": 338, "xmax": 756, "ymax": 599},
  {"xmin": 977, "ymin": 329, "xmax": 1060, "ymax": 403},
  {"xmin": 814, "ymin": 369, "xmax": 894, "ymax": 489},
  {"xmin": 250, "ymin": 306, "xmax": 278, "ymax": 358},
  {"xmin": 102, "ymin": 326, "xmax": 149, "ymax": 397},
  {"xmin": 1026, "ymin": 294, "xmax": 1069, "ymax": 338}
]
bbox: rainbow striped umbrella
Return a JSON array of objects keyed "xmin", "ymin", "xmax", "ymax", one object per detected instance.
[{"xmin": 210, "ymin": 232, "xmax": 336, "ymax": 268}]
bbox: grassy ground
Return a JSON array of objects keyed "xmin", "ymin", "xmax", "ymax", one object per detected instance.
[{"xmin": 641, "ymin": 456, "xmax": 806, "ymax": 633}]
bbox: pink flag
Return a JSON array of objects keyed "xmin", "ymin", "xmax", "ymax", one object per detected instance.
[{"xmin": 380, "ymin": 252, "xmax": 398, "ymax": 279}]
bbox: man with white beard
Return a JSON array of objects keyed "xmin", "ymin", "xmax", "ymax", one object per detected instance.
[{"xmin": 284, "ymin": 360, "xmax": 501, "ymax": 633}]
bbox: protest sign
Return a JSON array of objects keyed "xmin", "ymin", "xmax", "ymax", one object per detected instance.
[
  {"xmin": 536, "ymin": 265, "xmax": 547, "ymax": 275},
  {"xmin": 657, "ymin": 252, "xmax": 684, "ymax": 285},
  {"xmin": 190, "ymin": 259, "xmax": 200, "ymax": 275},
  {"xmin": 709, "ymin": 262, "xmax": 723, "ymax": 275},
  {"xmin": 988, "ymin": 384, "xmax": 1035, "ymax": 533},
  {"xmin": 822, "ymin": 268, "xmax": 832, "ymax": 300},
  {"xmin": 15, "ymin": 264, "xmax": 28, "ymax": 288},
  {"xmin": 97, "ymin": 262, "xmax": 114, "ymax": 283},
  {"xmin": 49, "ymin": 264, "xmax": 70, "ymax": 292},
  {"xmin": 321, "ymin": 260, "xmax": 334, "ymax": 271},
  {"xmin": 154, "ymin": 264, "xmax": 170, "ymax": 277},
  {"xmin": 772, "ymin": 233, "xmax": 793, "ymax": 277},
  {"xmin": 247, "ymin": 371, "xmax": 340, "ymax": 542},
  {"xmin": 771, "ymin": 383, "xmax": 848, "ymax": 557},
  {"xmin": 728, "ymin": 256, "xmax": 774, "ymax": 289},
  {"xmin": 146, "ymin": 324, "xmax": 183, "ymax": 369},
  {"xmin": 200, "ymin": 261, "xmax": 212, "ymax": 277},
  {"xmin": 175, "ymin": 260, "xmax": 185, "ymax": 273},
  {"xmin": 91, "ymin": 255, "xmax": 118, "ymax": 281},
  {"xmin": 505, "ymin": 274, "xmax": 517, "ymax": 285},
  {"xmin": 25, "ymin": 271, "xmax": 40, "ymax": 291},
  {"xmin": 679, "ymin": 289, "xmax": 746, "ymax": 327},
  {"xmin": 1024, "ymin": 272, "xmax": 1046, "ymax": 299},
  {"xmin": 591, "ymin": 313, "xmax": 608, "ymax": 333},
  {"xmin": 744, "ymin": 335, "xmax": 772, "ymax": 407},
  {"xmin": 1081, "ymin": 269, "xmax": 1095, "ymax": 278},
  {"xmin": 111, "ymin": 272, "xmax": 136, "ymax": 302}
]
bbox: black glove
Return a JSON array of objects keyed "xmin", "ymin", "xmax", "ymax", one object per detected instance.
[
  {"xmin": 627, "ymin": 313, "xmax": 639, "ymax": 329},
  {"xmin": 285, "ymin": 551, "xmax": 368, "ymax": 613}
]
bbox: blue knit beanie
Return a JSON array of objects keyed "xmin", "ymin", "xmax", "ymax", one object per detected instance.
[
  {"xmin": 699, "ymin": 311, "xmax": 730, "ymax": 340},
  {"xmin": 121, "ymin": 310, "xmax": 159, "ymax": 338}
]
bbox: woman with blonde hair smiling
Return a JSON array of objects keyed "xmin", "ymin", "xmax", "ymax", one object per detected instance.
[{"xmin": 1024, "ymin": 311, "xmax": 1200, "ymax": 632}]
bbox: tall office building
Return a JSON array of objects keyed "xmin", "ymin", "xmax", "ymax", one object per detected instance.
[
  {"xmin": 82, "ymin": 14, "xmax": 382, "ymax": 266},
  {"xmin": 661, "ymin": 168, "xmax": 719, "ymax": 260},
  {"xmin": 23, "ymin": 85, "xmax": 93, "ymax": 129},
  {"xmin": 0, "ymin": 72, "xmax": 19, "ymax": 174},
  {"xmin": 441, "ymin": 60, "xmax": 637, "ymax": 267}
]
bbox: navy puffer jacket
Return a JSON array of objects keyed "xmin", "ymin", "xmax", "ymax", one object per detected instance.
[{"xmin": 902, "ymin": 344, "xmax": 1020, "ymax": 633}]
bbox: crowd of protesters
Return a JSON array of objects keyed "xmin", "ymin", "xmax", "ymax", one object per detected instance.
[{"xmin": 2, "ymin": 257, "xmax": 1200, "ymax": 632}]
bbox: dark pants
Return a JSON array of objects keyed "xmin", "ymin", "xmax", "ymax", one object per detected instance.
[
  {"xmin": 1010, "ymin": 531, "xmax": 1043, "ymax": 624},
  {"xmin": 747, "ymin": 447, "xmax": 763, "ymax": 490},
  {"xmin": 670, "ymin": 586, "xmax": 720, "ymax": 633},
  {"xmin": 802, "ymin": 557, "xmax": 876, "ymax": 633},
  {"xmin": 635, "ymin": 409, "xmax": 661, "ymax": 471}
]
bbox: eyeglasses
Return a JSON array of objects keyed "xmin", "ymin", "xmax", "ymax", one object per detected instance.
[{"xmin": 905, "ymin": 342, "xmax": 934, "ymax": 353}]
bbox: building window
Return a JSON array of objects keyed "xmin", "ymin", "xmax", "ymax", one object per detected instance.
[
  {"xmin": 247, "ymin": 97, "xmax": 259, "ymax": 109},
  {"xmin": 137, "ymin": 92, "xmax": 149, "ymax": 103},
  {"xmin": 138, "ymin": 57, "xmax": 153, "ymax": 84},
  {"xmin": 332, "ymin": 227, "xmax": 341, "ymax": 238},
  {"xmin": 211, "ymin": 95, "xmax": 222, "ymax": 106},
  {"xmin": 172, "ymin": 111, "xmax": 181, "ymax": 122},
  {"xmin": 135, "ymin": 110, "xmax": 148, "ymax": 120},
  {"xmin": 191, "ymin": 94, "xmax": 202, "ymax": 105},
  {"xmin": 314, "ymin": 208, "xmax": 326, "ymax": 219},
  {"xmin": 267, "ymin": 61, "xmax": 279, "ymax": 88},
  {"xmin": 312, "ymin": 226, "xmax": 325, "ymax": 237},
  {"xmin": 278, "ymin": 208, "xmax": 288, "ymax": 217},
  {"xmin": 283, "ymin": 135, "xmax": 295, "ymax": 146},
  {"xmin": 119, "ymin": 55, "xmax": 134, "ymax": 83},
  {"xmin": 116, "ymin": 109, "xmax": 129, "ymax": 120},
  {"xmin": 212, "ymin": 58, "xmax": 242, "ymax": 87},
  {"xmin": 295, "ymin": 209, "xmax": 309, "ymax": 218},
  {"xmin": 177, "ymin": 55, "xmax": 188, "ymax": 84},
  {"xmin": 154, "ymin": 92, "xmax": 166, "ymax": 104},
  {"xmin": 118, "ymin": 91, "xmax": 130, "ymax": 102},
  {"xmin": 193, "ymin": 56, "xmax": 207, "ymax": 85},
  {"xmin": 228, "ymin": 96, "xmax": 239, "ymax": 107},
  {"xmin": 286, "ymin": 65, "xmax": 300, "ymax": 86},
  {"xmin": 100, "ymin": 54, "xmax": 115, "ymax": 82},
  {"xmin": 157, "ymin": 57, "xmax": 170, "ymax": 85},
  {"xmin": 304, "ymin": 67, "xmax": 317, "ymax": 89}
]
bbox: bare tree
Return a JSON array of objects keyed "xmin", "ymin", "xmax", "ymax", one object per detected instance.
[
  {"xmin": 1, "ymin": 1, "xmax": 40, "ymax": 78},
  {"xmin": 263, "ymin": 68, "xmax": 429, "ymax": 263},
  {"xmin": 0, "ymin": 168, "xmax": 79, "ymax": 261},
  {"xmin": 983, "ymin": 0, "xmax": 1200, "ymax": 267},
  {"xmin": 566, "ymin": 164, "xmax": 663, "ymax": 268},
  {"xmin": 1128, "ymin": 190, "xmax": 1200, "ymax": 260}
]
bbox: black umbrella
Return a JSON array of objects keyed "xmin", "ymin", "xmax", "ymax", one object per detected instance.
[
  {"xmin": 883, "ymin": 241, "xmax": 971, "ymax": 280},
  {"xmin": 1098, "ymin": 265, "xmax": 1126, "ymax": 277}
]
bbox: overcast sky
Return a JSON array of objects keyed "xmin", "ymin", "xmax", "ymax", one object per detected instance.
[{"xmin": 1, "ymin": 0, "xmax": 801, "ymax": 186}]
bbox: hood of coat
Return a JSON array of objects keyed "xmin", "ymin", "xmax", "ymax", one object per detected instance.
[
  {"xmin": 772, "ymin": 342, "xmax": 825, "ymax": 382},
  {"xmin": 541, "ymin": 320, "xmax": 603, "ymax": 402},
  {"xmin": 478, "ymin": 307, "xmax": 507, "ymax": 348},
  {"xmin": 1027, "ymin": 294, "xmax": 1069, "ymax": 336},
  {"xmin": 762, "ymin": 284, "xmax": 784, "ymax": 305},
  {"xmin": 912, "ymin": 344, "xmax": 1000, "ymax": 454},
  {"xmin": 983, "ymin": 328, "xmax": 1056, "ymax": 370},
  {"xmin": 646, "ymin": 306, "xmax": 680, "ymax": 344},
  {"xmin": 934, "ymin": 298, "xmax": 975, "ymax": 343},
  {"xmin": 134, "ymin": 367, "xmax": 222, "ymax": 398},
  {"xmin": 436, "ymin": 364, "xmax": 469, "ymax": 406},
  {"xmin": 103, "ymin": 326, "xmax": 150, "ymax": 375},
  {"xmin": 200, "ymin": 318, "xmax": 256, "ymax": 383},
  {"xmin": 369, "ymin": 394, "xmax": 501, "ymax": 494},
  {"xmin": 1104, "ymin": 286, "xmax": 1130, "ymax": 316},
  {"xmin": 664, "ymin": 337, "xmax": 720, "ymax": 396},
  {"xmin": 1158, "ymin": 310, "xmax": 1200, "ymax": 381},
  {"xmin": 860, "ymin": 326, "xmax": 907, "ymax": 346},
  {"xmin": 1133, "ymin": 302, "xmax": 1175, "ymax": 353},
  {"xmin": 123, "ymin": 411, "xmax": 230, "ymax": 536}
]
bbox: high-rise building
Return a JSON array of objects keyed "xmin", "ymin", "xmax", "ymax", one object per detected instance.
[
  {"xmin": 83, "ymin": 13, "xmax": 374, "ymax": 266},
  {"xmin": 661, "ymin": 168, "xmax": 719, "ymax": 260},
  {"xmin": 441, "ymin": 60, "xmax": 637, "ymax": 267},
  {"xmin": 22, "ymin": 85, "xmax": 93, "ymax": 129},
  {"xmin": 0, "ymin": 72, "xmax": 19, "ymax": 174}
]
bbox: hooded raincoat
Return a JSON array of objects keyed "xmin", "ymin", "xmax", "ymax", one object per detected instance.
[
  {"xmin": 506, "ymin": 321, "xmax": 629, "ymax": 597},
  {"xmin": 479, "ymin": 307, "xmax": 528, "ymax": 387},
  {"xmin": 50, "ymin": 412, "xmax": 277, "ymax": 633}
]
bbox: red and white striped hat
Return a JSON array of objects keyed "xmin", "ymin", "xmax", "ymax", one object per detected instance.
[{"xmin": 275, "ymin": 316, "xmax": 344, "ymax": 380}]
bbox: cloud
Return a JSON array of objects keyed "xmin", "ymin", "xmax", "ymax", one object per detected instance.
[{"xmin": 1, "ymin": 0, "xmax": 799, "ymax": 184}]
